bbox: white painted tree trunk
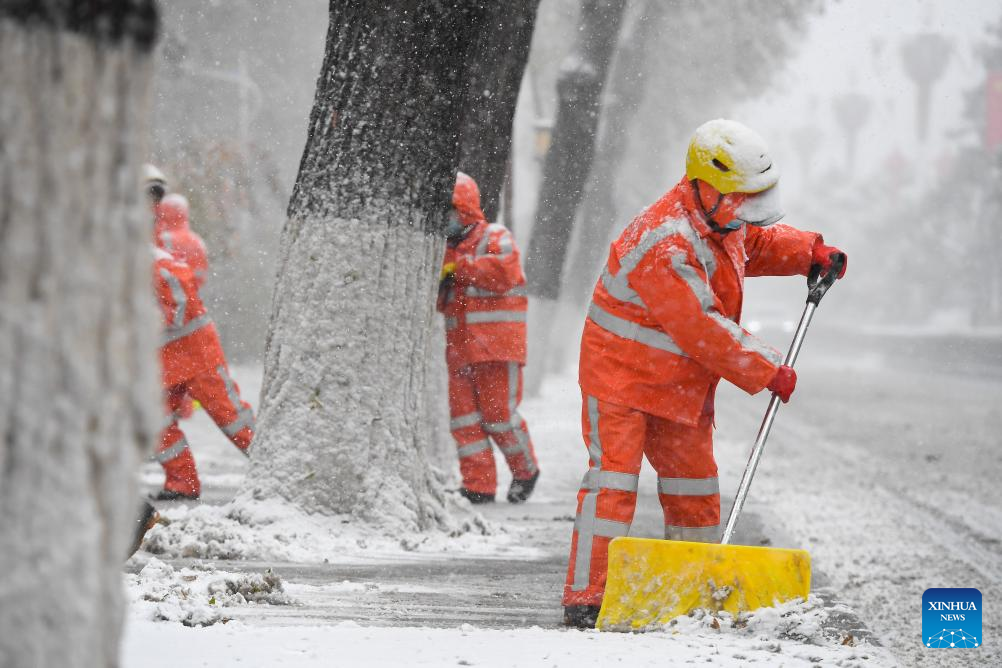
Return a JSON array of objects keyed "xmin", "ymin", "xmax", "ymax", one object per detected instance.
[
  {"xmin": 0, "ymin": 11, "xmax": 159, "ymax": 668},
  {"xmin": 245, "ymin": 2, "xmax": 539, "ymax": 530},
  {"xmin": 424, "ymin": 318, "xmax": 455, "ymax": 475},
  {"xmin": 248, "ymin": 215, "xmax": 450, "ymax": 529}
]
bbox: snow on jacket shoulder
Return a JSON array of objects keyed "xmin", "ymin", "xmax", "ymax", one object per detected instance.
[
  {"xmin": 441, "ymin": 220, "xmax": 527, "ymax": 368},
  {"xmin": 579, "ymin": 178, "xmax": 819, "ymax": 425},
  {"xmin": 154, "ymin": 253, "xmax": 224, "ymax": 387}
]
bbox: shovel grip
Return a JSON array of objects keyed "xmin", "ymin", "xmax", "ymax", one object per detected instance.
[{"xmin": 806, "ymin": 253, "xmax": 845, "ymax": 305}]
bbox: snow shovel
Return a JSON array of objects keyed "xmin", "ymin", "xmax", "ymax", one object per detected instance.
[{"xmin": 596, "ymin": 255, "xmax": 845, "ymax": 631}]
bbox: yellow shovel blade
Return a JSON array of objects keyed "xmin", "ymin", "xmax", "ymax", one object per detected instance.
[{"xmin": 596, "ymin": 537, "xmax": 811, "ymax": 631}]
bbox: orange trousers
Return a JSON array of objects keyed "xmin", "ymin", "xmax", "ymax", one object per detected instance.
[
  {"xmin": 448, "ymin": 361, "xmax": 539, "ymax": 495},
  {"xmin": 562, "ymin": 393, "xmax": 720, "ymax": 607},
  {"xmin": 156, "ymin": 364, "xmax": 254, "ymax": 497}
]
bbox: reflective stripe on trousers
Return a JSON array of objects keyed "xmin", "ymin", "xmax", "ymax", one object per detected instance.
[
  {"xmin": 218, "ymin": 365, "xmax": 255, "ymax": 438},
  {"xmin": 657, "ymin": 476, "xmax": 719, "ymax": 496},
  {"xmin": 658, "ymin": 476, "xmax": 720, "ymax": 542},
  {"xmin": 501, "ymin": 362, "xmax": 536, "ymax": 475},
  {"xmin": 571, "ymin": 395, "xmax": 635, "ymax": 592},
  {"xmin": 457, "ymin": 439, "xmax": 490, "ymax": 459},
  {"xmin": 162, "ymin": 313, "xmax": 212, "ymax": 345},
  {"xmin": 466, "ymin": 310, "xmax": 526, "ymax": 325},
  {"xmin": 161, "ymin": 409, "xmax": 186, "ymax": 431},
  {"xmin": 155, "ymin": 436, "xmax": 190, "ymax": 463},
  {"xmin": 450, "ymin": 411, "xmax": 483, "ymax": 430},
  {"xmin": 665, "ymin": 524, "xmax": 720, "ymax": 542}
]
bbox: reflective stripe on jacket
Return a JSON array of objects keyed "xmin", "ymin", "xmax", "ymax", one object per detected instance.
[
  {"xmin": 154, "ymin": 251, "xmax": 225, "ymax": 387},
  {"xmin": 158, "ymin": 228, "xmax": 208, "ymax": 288},
  {"xmin": 440, "ymin": 220, "xmax": 527, "ymax": 368},
  {"xmin": 579, "ymin": 177, "xmax": 819, "ymax": 426}
]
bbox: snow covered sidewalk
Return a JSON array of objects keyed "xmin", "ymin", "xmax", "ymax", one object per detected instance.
[
  {"xmin": 126, "ymin": 365, "xmax": 891, "ymax": 667},
  {"xmin": 122, "ymin": 611, "xmax": 879, "ymax": 668}
]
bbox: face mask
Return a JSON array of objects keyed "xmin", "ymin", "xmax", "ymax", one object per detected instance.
[
  {"xmin": 446, "ymin": 209, "xmax": 466, "ymax": 238},
  {"xmin": 694, "ymin": 180, "xmax": 744, "ymax": 233},
  {"xmin": 733, "ymin": 184, "xmax": 784, "ymax": 228}
]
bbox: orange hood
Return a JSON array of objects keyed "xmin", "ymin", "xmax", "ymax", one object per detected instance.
[
  {"xmin": 453, "ymin": 172, "xmax": 486, "ymax": 226},
  {"xmin": 155, "ymin": 193, "xmax": 191, "ymax": 234}
]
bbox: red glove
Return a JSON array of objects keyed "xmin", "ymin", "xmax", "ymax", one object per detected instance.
[
  {"xmin": 811, "ymin": 240, "xmax": 847, "ymax": 279},
  {"xmin": 767, "ymin": 365, "xmax": 797, "ymax": 403}
]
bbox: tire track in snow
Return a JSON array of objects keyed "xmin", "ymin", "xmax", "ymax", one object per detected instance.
[
  {"xmin": 745, "ymin": 389, "xmax": 1001, "ymax": 668},
  {"xmin": 869, "ymin": 485, "xmax": 1002, "ymax": 585}
]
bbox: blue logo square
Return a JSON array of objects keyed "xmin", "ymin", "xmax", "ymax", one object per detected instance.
[{"xmin": 923, "ymin": 588, "xmax": 982, "ymax": 649}]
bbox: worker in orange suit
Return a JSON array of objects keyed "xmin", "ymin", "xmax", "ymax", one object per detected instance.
[
  {"xmin": 562, "ymin": 120, "xmax": 847, "ymax": 628},
  {"xmin": 155, "ymin": 193, "xmax": 209, "ymax": 289},
  {"xmin": 437, "ymin": 172, "xmax": 540, "ymax": 504},
  {"xmin": 152, "ymin": 247, "xmax": 254, "ymax": 500},
  {"xmin": 144, "ymin": 167, "xmax": 209, "ymax": 420}
]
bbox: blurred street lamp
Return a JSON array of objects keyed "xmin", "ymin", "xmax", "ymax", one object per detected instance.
[
  {"xmin": 900, "ymin": 32, "xmax": 951, "ymax": 141},
  {"xmin": 532, "ymin": 118, "xmax": 554, "ymax": 161},
  {"xmin": 832, "ymin": 92, "xmax": 871, "ymax": 171}
]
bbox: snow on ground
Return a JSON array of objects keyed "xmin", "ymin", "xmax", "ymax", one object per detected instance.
[
  {"xmin": 122, "ymin": 602, "xmax": 880, "ymax": 668},
  {"xmin": 141, "ymin": 495, "xmax": 540, "ymax": 564},
  {"xmin": 126, "ymin": 556, "xmax": 293, "ymax": 627},
  {"xmin": 129, "ymin": 364, "xmax": 899, "ymax": 667}
]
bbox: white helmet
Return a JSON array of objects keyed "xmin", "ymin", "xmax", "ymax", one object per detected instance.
[{"xmin": 142, "ymin": 163, "xmax": 168, "ymax": 202}]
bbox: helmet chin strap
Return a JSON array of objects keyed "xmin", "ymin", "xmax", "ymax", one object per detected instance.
[{"xmin": 692, "ymin": 179, "xmax": 741, "ymax": 234}]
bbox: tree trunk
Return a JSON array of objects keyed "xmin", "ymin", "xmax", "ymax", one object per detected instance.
[
  {"xmin": 564, "ymin": 1, "xmax": 661, "ymax": 306},
  {"xmin": 0, "ymin": 3, "xmax": 160, "ymax": 667},
  {"xmin": 523, "ymin": 0, "xmax": 626, "ymax": 300},
  {"xmin": 246, "ymin": 1, "xmax": 536, "ymax": 529},
  {"xmin": 457, "ymin": 0, "xmax": 540, "ymax": 224},
  {"xmin": 522, "ymin": 0, "xmax": 626, "ymax": 395}
]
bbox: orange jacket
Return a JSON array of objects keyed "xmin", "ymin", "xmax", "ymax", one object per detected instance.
[
  {"xmin": 154, "ymin": 249, "xmax": 224, "ymax": 387},
  {"xmin": 579, "ymin": 177, "xmax": 820, "ymax": 426},
  {"xmin": 155, "ymin": 194, "xmax": 209, "ymax": 288},
  {"xmin": 439, "ymin": 222, "xmax": 527, "ymax": 369}
]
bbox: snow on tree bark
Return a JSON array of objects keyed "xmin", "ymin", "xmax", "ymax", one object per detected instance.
[
  {"xmin": 0, "ymin": 3, "xmax": 160, "ymax": 666},
  {"xmin": 457, "ymin": 0, "xmax": 540, "ymax": 224},
  {"xmin": 521, "ymin": 0, "xmax": 625, "ymax": 395},
  {"xmin": 247, "ymin": 2, "xmax": 534, "ymax": 529},
  {"xmin": 524, "ymin": 0, "xmax": 626, "ymax": 301},
  {"xmin": 563, "ymin": 1, "xmax": 659, "ymax": 305}
]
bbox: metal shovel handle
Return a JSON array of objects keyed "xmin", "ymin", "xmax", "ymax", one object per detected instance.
[{"xmin": 719, "ymin": 255, "xmax": 845, "ymax": 545}]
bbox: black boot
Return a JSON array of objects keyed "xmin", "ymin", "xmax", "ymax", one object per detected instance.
[
  {"xmin": 152, "ymin": 488, "xmax": 200, "ymax": 501},
  {"xmin": 128, "ymin": 501, "xmax": 160, "ymax": 558},
  {"xmin": 459, "ymin": 488, "xmax": 495, "ymax": 504},
  {"xmin": 506, "ymin": 470, "xmax": 540, "ymax": 504},
  {"xmin": 563, "ymin": 605, "xmax": 601, "ymax": 629}
]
